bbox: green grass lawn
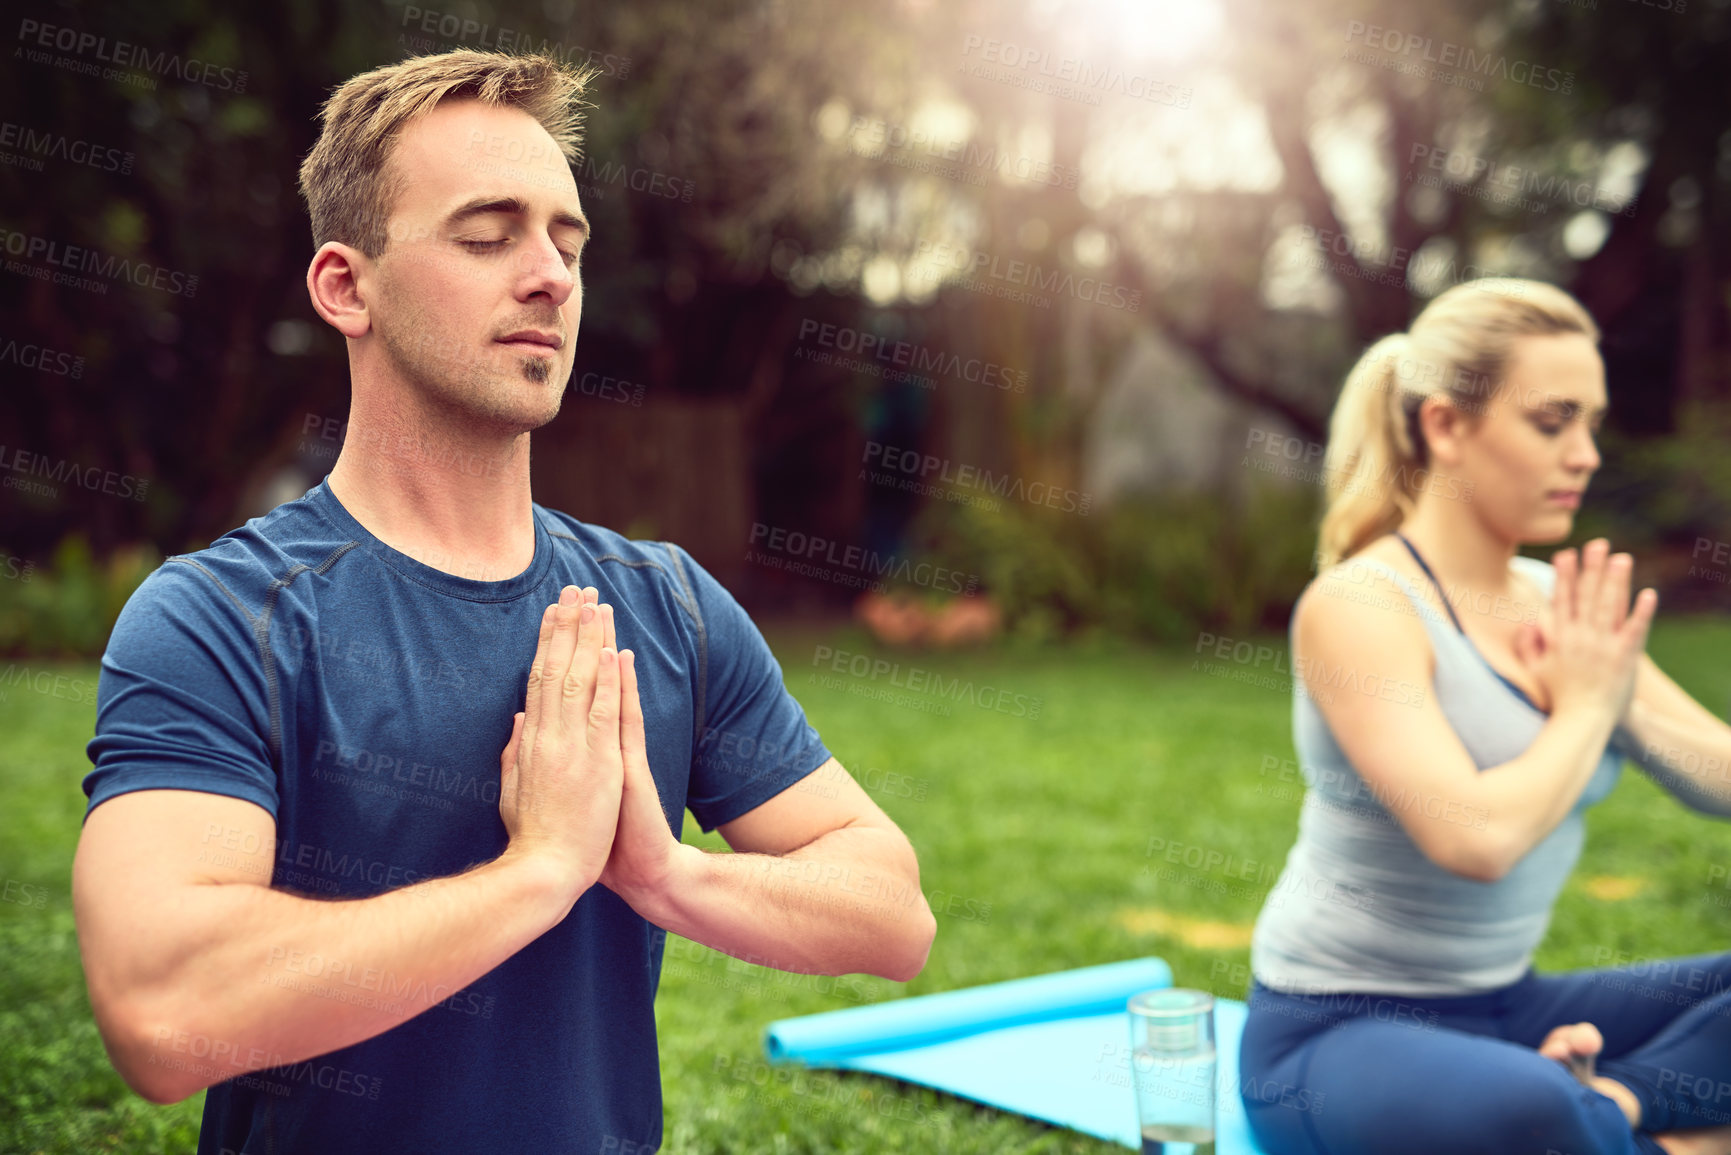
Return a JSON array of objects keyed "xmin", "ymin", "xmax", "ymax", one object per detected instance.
[{"xmin": 4, "ymin": 620, "xmax": 1731, "ymax": 1153}]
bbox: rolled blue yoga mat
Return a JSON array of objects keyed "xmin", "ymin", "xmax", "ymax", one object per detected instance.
[
  {"xmin": 765, "ymin": 956, "xmax": 1173, "ymax": 1063},
  {"xmin": 763, "ymin": 956, "xmax": 1268, "ymax": 1153}
]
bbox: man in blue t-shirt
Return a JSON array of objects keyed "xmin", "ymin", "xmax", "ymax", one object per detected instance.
[{"xmin": 71, "ymin": 49, "xmax": 936, "ymax": 1155}]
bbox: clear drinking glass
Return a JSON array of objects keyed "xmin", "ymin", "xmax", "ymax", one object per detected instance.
[{"xmin": 1127, "ymin": 988, "xmax": 1216, "ymax": 1155}]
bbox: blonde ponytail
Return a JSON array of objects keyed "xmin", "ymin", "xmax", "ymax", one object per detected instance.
[{"xmin": 1314, "ymin": 278, "xmax": 1600, "ymax": 572}]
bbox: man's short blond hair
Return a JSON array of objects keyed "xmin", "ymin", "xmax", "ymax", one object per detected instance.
[{"xmin": 298, "ymin": 50, "xmax": 598, "ymax": 257}]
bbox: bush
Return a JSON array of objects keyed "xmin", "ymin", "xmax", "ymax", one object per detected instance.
[
  {"xmin": 906, "ymin": 479, "xmax": 1321, "ymax": 645},
  {"xmin": 0, "ymin": 536, "xmax": 160, "ymax": 658},
  {"xmin": 1572, "ymin": 400, "xmax": 1731, "ymax": 553}
]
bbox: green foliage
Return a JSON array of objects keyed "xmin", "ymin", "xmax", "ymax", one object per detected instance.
[
  {"xmin": 1575, "ymin": 401, "xmax": 1731, "ymax": 551},
  {"xmin": 908, "ymin": 482, "xmax": 1322, "ymax": 645},
  {"xmin": 0, "ymin": 537, "xmax": 160, "ymax": 659}
]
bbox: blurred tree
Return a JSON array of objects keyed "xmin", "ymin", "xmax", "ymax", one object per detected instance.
[{"xmin": 1, "ymin": 0, "xmax": 1725, "ymax": 579}]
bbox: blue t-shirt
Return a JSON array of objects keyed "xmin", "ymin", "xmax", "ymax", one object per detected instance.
[{"xmin": 82, "ymin": 477, "xmax": 831, "ymax": 1154}]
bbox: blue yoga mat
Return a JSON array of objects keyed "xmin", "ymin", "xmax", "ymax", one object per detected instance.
[{"xmin": 764, "ymin": 957, "xmax": 1270, "ymax": 1153}]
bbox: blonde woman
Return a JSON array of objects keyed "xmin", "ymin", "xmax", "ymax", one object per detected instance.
[{"xmin": 1239, "ymin": 278, "xmax": 1731, "ymax": 1155}]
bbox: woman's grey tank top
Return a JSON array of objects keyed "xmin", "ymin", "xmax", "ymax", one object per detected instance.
[{"xmin": 1249, "ymin": 552, "xmax": 1626, "ymax": 996}]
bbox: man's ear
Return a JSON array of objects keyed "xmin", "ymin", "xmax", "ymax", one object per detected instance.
[{"xmin": 307, "ymin": 241, "xmax": 372, "ymax": 340}]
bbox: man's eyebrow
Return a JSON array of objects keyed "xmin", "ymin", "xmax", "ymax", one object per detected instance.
[{"xmin": 444, "ymin": 196, "xmax": 590, "ymax": 238}]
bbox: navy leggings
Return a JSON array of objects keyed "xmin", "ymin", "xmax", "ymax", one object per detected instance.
[{"xmin": 1239, "ymin": 953, "xmax": 1731, "ymax": 1155}]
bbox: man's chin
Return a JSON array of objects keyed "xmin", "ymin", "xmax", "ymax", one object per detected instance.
[{"xmin": 512, "ymin": 356, "xmax": 556, "ymax": 387}]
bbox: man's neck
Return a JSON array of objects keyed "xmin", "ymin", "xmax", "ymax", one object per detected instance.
[{"xmin": 326, "ymin": 402, "xmax": 538, "ymax": 583}]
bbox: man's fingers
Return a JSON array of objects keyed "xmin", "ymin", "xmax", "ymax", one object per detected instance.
[
  {"xmin": 522, "ymin": 599, "xmax": 563, "ymax": 750},
  {"xmin": 601, "ymin": 603, "xmax": 616, "ymax": 654},
  {"xmin": 559, "ymin": 602, "xmax": 605, "ymax": 728},
  {"xmin": 586, "ymin": 646, "xmax": 623, "ymax": 759},
  {"xmin": 538, "ymin": 586, "xmax": 584, "ymax": 729},
  {"xmin": 620, "ymin": 649, "xmax": 650, "ymax": 773}
]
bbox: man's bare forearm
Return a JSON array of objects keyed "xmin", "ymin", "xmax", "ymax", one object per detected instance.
[
  {"xmin": 642, "ymin": 826, "xmax": 935, "ymax": 983},
  {"xmin": 110, "ymin": 850, "xmax": 574, "ymax": 1102}
]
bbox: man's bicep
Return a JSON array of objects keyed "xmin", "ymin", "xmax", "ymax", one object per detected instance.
[
  {"xmin": 716, "ymin": 757, "xmax": 898, "ymax": 856},
  {"xmin": 73, "ymin": 790, "xmax": 277, "ymax": 1035}
]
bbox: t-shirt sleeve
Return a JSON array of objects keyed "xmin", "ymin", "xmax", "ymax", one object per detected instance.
[
  {"xmin": 82, "ymin": 558, "xmax": 279, "ymax": 823},
  {"xmin": 672, "ymin": 546, "xmax": 831, "ymax": 833}
]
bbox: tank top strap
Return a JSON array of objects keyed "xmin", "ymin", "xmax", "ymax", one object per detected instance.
[{"xmin": 1394, "ymin": 533, "xmax": 1469, "ymax": 634}]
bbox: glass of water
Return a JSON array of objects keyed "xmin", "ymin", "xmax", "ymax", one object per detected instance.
[{"xmin": 1127, "ymin": 988, "xmax": 1216, "ymax": 1155}]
